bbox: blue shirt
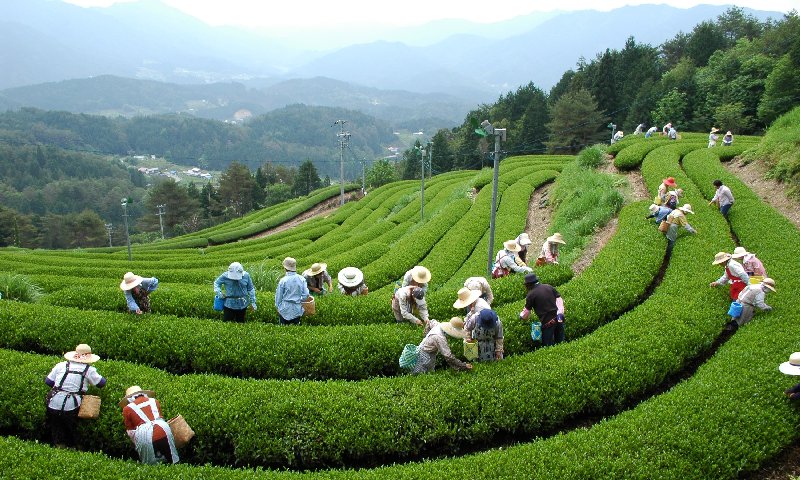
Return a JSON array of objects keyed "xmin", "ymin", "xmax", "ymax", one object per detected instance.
[
  {"xmin": 275, "ymin": 272, "xmax": 309, "ymax": 320},
  {"xmin": 655, "ymin": 206, "xmax": 672, "ymax": 224},
  {"xmin": 124, "ymin": 278, "xmax": 158, "ymax": 312},
  {"xmin": 214, "ymin": 272, "xmax": 256, "ymax": 310}
]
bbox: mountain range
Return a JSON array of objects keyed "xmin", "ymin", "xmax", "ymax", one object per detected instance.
[{"xmin": 0, "ymin": 0, "xmax": 784, "ymax": 125}]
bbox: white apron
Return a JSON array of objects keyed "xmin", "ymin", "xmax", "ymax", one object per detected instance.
[{"xmin": 128, "ymin": 397, "xmax": 179, "ymax": 464}]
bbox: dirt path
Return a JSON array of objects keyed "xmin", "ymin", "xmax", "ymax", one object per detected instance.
[
  {"xmin": 570, "ymin": 160, "xmax": 650, "ymax": 275},
  {"xmin": 249, "ymin": 191, "xmax": 361, "ymax": 239},
  {"xmin": 524, "ymin": 183, "xmax": 554, "ymax": 256},
  {"xmin": 724, "ymin": 158, "xmax": 800, "ymax": 229}
]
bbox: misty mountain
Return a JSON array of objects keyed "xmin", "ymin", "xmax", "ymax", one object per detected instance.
[{"xmin": 0, "ymin": 75, "xmax": 475, "ymax": 126}]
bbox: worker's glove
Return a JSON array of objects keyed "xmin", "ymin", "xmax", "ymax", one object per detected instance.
[{"xmin": 556, "ymin": 313, "xmax": 565, "ymax": 322}]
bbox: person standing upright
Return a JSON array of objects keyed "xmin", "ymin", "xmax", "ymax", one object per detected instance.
[
  {"xmin": 214, "ymin": 262, "xmax": 257, "ymax": 322},
  {"xmin": 274, "ymin": 257, "xmax": 309, "ymax": 325},
  {"xmin": 708, "ymin": 127, "xmax": 719, "ymax": 147},
  {"xmin": 44, "ymin": 344, "xmax": 107, "ymax": 448}
]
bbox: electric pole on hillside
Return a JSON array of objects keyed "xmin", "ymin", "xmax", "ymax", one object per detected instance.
[
  {"xmin": 121, "ymin": 198, "xmax": 132, "ymax": 261},
  {"xmin": 475, "ymin": 120, "xmax": 506, "ymax": 277},
  {"xmin": 105, "ymin": 223, "xmax": 113, "ymax": 247},
  {"xmin": 420, "ymin": 145, "xmax": 426, "ymax": 221},
  {"xmin": 427, "ymin": 141, "xmax": 433, "ymax": 179},
  {"xmin": 156, "ymin": 204, "xmax": 166, "ymax": 240},
  {"xmin": 334, "ymin": 120, "xmax": 350, "ymax": 206},
  {"xmin": 360, "ymin": 158, "xmax": 367, "ymax": 195}
]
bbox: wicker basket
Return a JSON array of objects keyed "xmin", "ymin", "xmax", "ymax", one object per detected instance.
[
  {"xmin": 77, "ymin": 395, "xmax": 101, "ymax": 419},
  {"xmin": 168, "ymin": 415, "xmax": 195, "ymax": 448},
  {"xmin": 301, "ymin": 296, "xmax": 316, "ymax": 316}
]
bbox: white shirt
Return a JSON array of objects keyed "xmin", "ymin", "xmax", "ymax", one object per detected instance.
[{"xmin": 46, "ymin": 361, "xmax": 104, "ymax": 411}]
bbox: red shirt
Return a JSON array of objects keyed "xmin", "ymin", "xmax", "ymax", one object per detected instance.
[{"xmin": 122, "ymin": 395, "xmax": 167, "ymax": 441}]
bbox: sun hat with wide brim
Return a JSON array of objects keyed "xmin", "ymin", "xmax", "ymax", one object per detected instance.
[
  {"xmin": 337, "ymin": 267, "xmax": 364, "ymax": 287},
  {"xmin": 761, "ymin": 277, "xmax": 776, "ymax": 292},
  {"xmin": 517, "ymin": 233, "xmax": 532, "ymax": 246},
  {"xmin": 309, "ymin": 263, "xmax": 327, "ymax": 276},
  {"xmin": 779, "ymin": 352, "xmax": 800, "ymax": 375},
  {"xmin": 649, "ymin": 204, "xmax": 660, "ymax": 214},
  {"xmin": 64, "ymin": 344, "xmax": 100, "ymax": 364},
  {"xmin": 731, "ymin": 246, "xmax": 750, "ymax": 259},
  {"xmin": 663, "ymin": 177, "xmax": 677, "ymax": 187},
  {"xmin": 726, "ymin": 131, "xmax": 732, "ymax": 135},
  {"xmin": 453, "ymin": 287, "xmax": 482, "ymax": 309},
  {"xmin": 503, "ymin": 240, "xmax": 521, "ymax": 252},
  {"xmin": 712, "ymin": 252, "xmax": 732, "ymax": 265},
  {"xmin": 440, "ymin": 317, "xmax": 467, "ymax": 339},
  {"xmin": 678, "ymin": 204, "xmax": 694, "ymax": 214},
  {"xmin": 119, "ymin": 385, "xmax": 156, "ymax": 407},
  {"xmin": 120, "ymin": 272, "xmax": 143, "ymax": 291},
  {"xmin": 411, "ymin": 266, "xmax": 431, "ymax": 284},
  {"xmin": 227, "ymin": 262, "xmax": 244, "ymax": 280},
  {"xmin": 282, "ymin": 257, "xmax": 297, "ymax": 272},
  {"xmin": 711, "ymin": 127, "xmax": 720, "ymax": 133},
  {"xmin": 547, "ymin": 233, "xmax": 566, "ymax": 244}
]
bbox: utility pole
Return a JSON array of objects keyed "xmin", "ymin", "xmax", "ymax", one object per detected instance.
[
  {"xmin": 420, "ymin": 145, "xmax": 426, "ymax": 221},
  {"xmin": 360, "ymin": 158, "xmax": 366, "ymax": 195},
  {"xmin": 156, "ymin": 204, "xmax": 166, "ymax": 240},
  {"xmin": 334, "ymin": 120, "xmax": 350, "ymax": 206},
  {"xmin": 428, "ymin": 141, "xmax": 433, "ymax": 179},
  {"xmin": 481, "ymin": 121, "xmax": 507, "ymax": 277},
  {"xmin": 121, "ymin": 198, "xmax": 132, "ymax": 261},
  {"xmin": 105, "ymin": 223, "xmax": 113, "ymax": 247}
]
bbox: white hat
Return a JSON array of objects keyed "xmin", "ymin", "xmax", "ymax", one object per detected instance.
[
  {"xmin": 440, "ymin": 317, "xmax": 467, "ymax": 339},
  {"xmin": 547, "ymin": 233, "xmax": 566, "ymax": 244},
  {"xmin": 761, "ymin": 277, "xmax": 776, "ymax": 292},
  {"xmin": 516, "ymin": 233, "xmax": 532, "ymax": 246},
  {"xmin": 712, "ymin": 252, "xmax": 732, "ymax": 265},
  {"xmin": 503, "ymin": 240, "xmax": 521, "ymax": 252},
  {"xmin": 648, "ymin": 204, "xmax": 660, "ymax": 214},
  {"xmin": 731, "ymin": 246, "xmax": 750, "ymax": 259},
  {"xmin": 337, "ymin": 267, "xmax": 363, "ymax": 287},
  {"xmin": 453, "ymin": 287, "xmax": 481, "ymax": 309},
  {"xmin": 678, "ymin": 204, "xmax": 694, "ymax": 215},
  {"xmin": 120, "ymin": 272, "xmax": 143, "ymax": 291},
  {"xmin": 410, "ymin": 266, "xmax": 431, "ymax": 284},
  {"xmin": 227, "ymin": 262, "xmax": 244, "ymax": 280},
  {"xmin": 779, "ymin": 352, "xmax": 800, "ymax": 375},
  {"xmin": 64, "ymin": 344, "xmax": 100, "ymax": 364},
  {"xmin": 282, "ymin": 257, "xmax": 297, "ymax": 272},
  {"xmin": 119, "ymin": 385, "xmax": 156, "ymax": 407}
]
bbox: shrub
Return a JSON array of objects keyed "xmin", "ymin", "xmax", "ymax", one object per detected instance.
[{"xmin": 0, "ymin": 273, "xmax": 43, "ymax": 302}]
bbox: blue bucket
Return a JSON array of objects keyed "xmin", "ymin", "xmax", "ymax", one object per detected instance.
[{"xmin": 727, "ymin": 301, "xmax": 743, "ymax": 318}]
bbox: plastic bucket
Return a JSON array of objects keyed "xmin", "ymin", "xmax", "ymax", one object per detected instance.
[{"xmin": 727, "ymin": 301, "xmax": 743, "ymax": 318}]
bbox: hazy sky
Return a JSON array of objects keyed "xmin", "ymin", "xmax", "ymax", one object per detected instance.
[{"xmin": 63, "ymin": 0, "xmax": 796, "ymax": 29}]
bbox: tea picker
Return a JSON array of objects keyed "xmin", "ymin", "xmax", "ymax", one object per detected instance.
[{"xmin": 44, "ymin": 343, "xmax": 107, "ymax": 448}]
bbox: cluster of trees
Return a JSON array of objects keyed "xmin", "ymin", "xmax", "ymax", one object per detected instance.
[
  {"xmin": 393, "ymin": 8, "xmax": 800, "ymax": 173},
  {"xmin": 0, "ymin": 156, "xmax": 327, "ymax": 248}
]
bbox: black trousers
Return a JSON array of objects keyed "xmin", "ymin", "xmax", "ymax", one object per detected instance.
[
  {"xmin": 46, "ymin": 407, "xmax": 79, "ymax": 447},
  {"xmin": 541, "ymin": 322, "xmax": 565, "ymax": 347},
  {"xmin": 223, "ymin": 306, "xmax": 247, "ymax": 322}
]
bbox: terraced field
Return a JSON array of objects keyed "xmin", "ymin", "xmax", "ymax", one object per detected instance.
[{"xmin": 0, "ymin": 130, "xmax": 798, "ymax": 479}]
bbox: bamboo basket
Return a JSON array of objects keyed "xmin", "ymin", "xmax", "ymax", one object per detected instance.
[
  {"xmin": 302, "ymin": 296, "xmax": 316, "ymax": 316},
  {"xmin": 77, "ymin": 395, "xmax": 101, "ymax": 419},
  {"xmin": 168, "ymin": 415, "xmax": 195, "ymax": 448}
]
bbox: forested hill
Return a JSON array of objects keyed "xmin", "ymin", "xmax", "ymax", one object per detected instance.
[{"xmin": 0, "ymin": 104, "xmax": 395, "ymax": 172}]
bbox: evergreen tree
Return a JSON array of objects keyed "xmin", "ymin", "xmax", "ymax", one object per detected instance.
[
  {"xmin": 218, "ymin": 162, "xmax": 256, "ymax": 217},
  {"xmin": 139, "ymin": 179, "xmax": 200, "ymax": 236},
  {"xmin": 430, "ymin": 130, "xmax": 453, "ymax": 173},
  {"xmin": 402, "ymin": 140, "xmax": 423, "ymax": 180},
  {"xmin": 293, "ymin": 160, "xmax": 322, "ymax": 196},
  {"xmin": 544, "ymin": 88, "xmax": 609, "ymax": 153},
  {"xmin": 365, "ymin": 159, "xmax": 399, "ymax": 189}
]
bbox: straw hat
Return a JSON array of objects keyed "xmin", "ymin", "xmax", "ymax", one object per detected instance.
[
  {"xmin": 761, "ymin": 277, "xmax": 776, "ymax": 292},
  {"xmin": 547, "ymin": 233, "xmax": 566, "ymax": 244},
  {"xmin": 711, "ymin": 127, "xmax": 719, "ymax": 133},
  {"xmin": 309, "ymin": 263, "xmax": 327, "ymax": 276},
  {"xmin": 712, "ymin": 252, "xmax": 732, "ymax": 265},
  {"xmin": 648, "ymin": 204, "xmax": 660, "ymax": 214},
  {"xmin": 282, "ymin": 257, "xmax": 297, "ymax": 271},
  {"xmin": 503, "ymin": 240, "xmax": 521, "ymax": 252},
  {"xmin": 517, "ymin": 233, "xmax": 532, "ymax": 246},
  {"xmin": 410, "ymin": 266, "xmax": 431, "ymax": 284},
  {"xmin": 119, "ymin": 385, "xmax": 156, "ymax": 407},
  {"xmin": 678, "ymin": 204, "xmax": 694, "ymax": 214},
  {"xmin": 440, "ymin": 317, "xmax": 467, "ymax": 339},
  {"xmin": 227, "ymin": 262, "xmax": 244, "ymax": 280},
  {"xmin": 64, "ymin": 344, "xmax": 100, "ymax": 364},
  {"xmin": 779, "ymin": 352, "xmax": 800, "ymax": 375},
  {"xmin": 731, "ymin": 246, "xmax": 750, "ymax": 259},
  {"xmin": 453, "ymin": 287, "xmax": 481, "ymax": 309},
  {"xmin": 337, "ymin": 267, "xmax": 363, "ymax": 287},
  {"xmin": 726, "ymin": 131, "xmax": 732, "ymax": 135},
  {"xmin": 120, "ymin": 272, "xmax": 143, "ymax": 291}
]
